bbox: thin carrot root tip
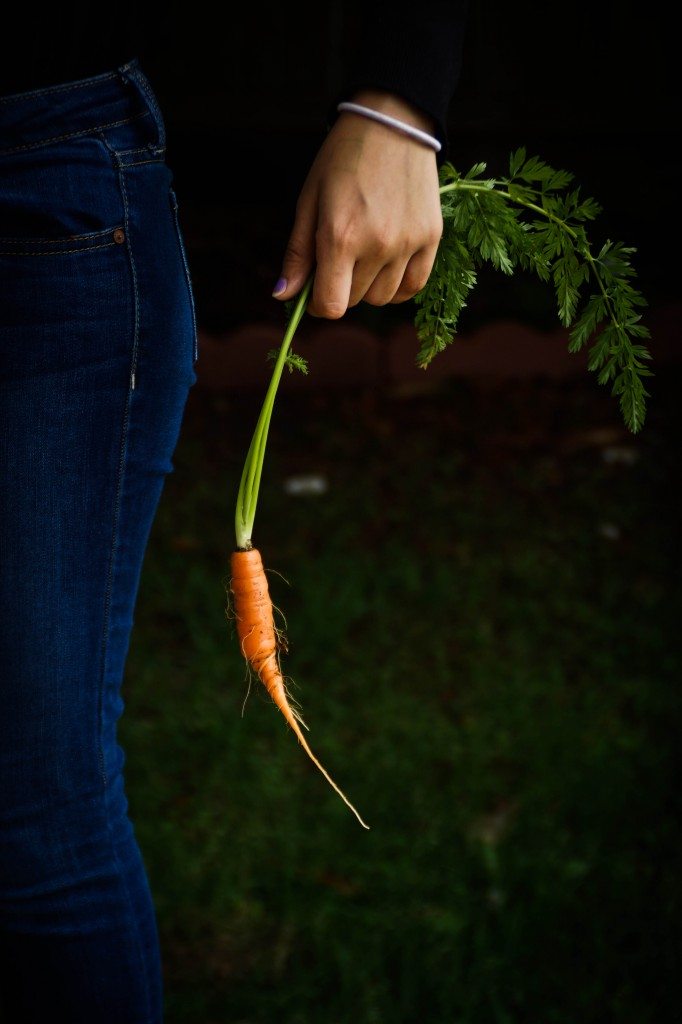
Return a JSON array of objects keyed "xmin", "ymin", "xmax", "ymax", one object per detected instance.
[
  {"xmin": 229, "ymin": 546, "xmax": 370, "ymax": 829},
  {"xmin": 277, "ymin": 675, "xmax": 308, "ymax": 731},
  {"xmin": 281, "ymin": 678, "xmax": 309, "ymax": 729}
]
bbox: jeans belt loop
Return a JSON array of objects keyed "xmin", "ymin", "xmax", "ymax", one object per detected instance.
[{"xmin": 116, "ymin": 57, "xmax": 166, "ymax": 152}]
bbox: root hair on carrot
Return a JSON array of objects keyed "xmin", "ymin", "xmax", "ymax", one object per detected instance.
[
  {"xmin": 271, "ymin": 599, "xmax": 289, "ymax": 631},
  {"xmin": 223, "ymin": 581, "xmax": 238, "ymax": 644},
  {"xmin": 229, "ymin": 546, "xmax": 370, "ymax": 829},
  {"xmin": 284, "ymin": 672, "xmax": 304, "ymax": 697},
  {"xmin": 241, "ymin": 667, "xmax": 253, "ymax": 718},
  {"xmin": 273, "ymin": 624, "xmax": 289, "ymax": 654},
  {"xmin": 265, "ymin": 566, "xmax": 292, "ymax": 587},
  {"xmin": 281, "ymin": 675, "xmax": 310, "ymax": 731},
  {"xmin": 237, "ymin": 622, "xmax": 257, "ymax": 662}
]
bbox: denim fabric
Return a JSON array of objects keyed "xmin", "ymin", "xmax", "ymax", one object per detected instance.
[{"xmin": 0, "ymin": 58, "xmax": 198, "ymax": 1023}]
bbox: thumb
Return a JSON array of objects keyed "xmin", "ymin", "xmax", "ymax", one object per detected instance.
[{"xmin": 272, "ymin": 187, "xmax": 317, "ymax": 300}]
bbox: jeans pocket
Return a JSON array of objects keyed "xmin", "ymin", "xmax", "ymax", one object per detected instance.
[
  {"xmin": 0, "ymin": 136, "xmax": 126, "ymax": 245},
  {"xmin": 169, "ymin": 187, "xmax": 198, "ymax": 365},
  {"xmin": 0, "ymin": 225, "xmax": 125, "ymax": 257}
]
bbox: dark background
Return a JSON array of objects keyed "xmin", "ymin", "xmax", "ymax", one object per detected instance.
[
  {"xmin": 139, "ymin": 2, "xmax": 676, "ymax": 334},
  {"xmin": 91, "ymin": 6, "xmax": 682, "ymax": 1021},
  {"xmin": 0, "ymin": 8, "xmax": 678, "ymax": 1023}
]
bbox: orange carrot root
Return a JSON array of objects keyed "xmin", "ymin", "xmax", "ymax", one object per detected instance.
[{"xmin": 228, "ymin": 547, "xmax": 370, "ymax": 830}]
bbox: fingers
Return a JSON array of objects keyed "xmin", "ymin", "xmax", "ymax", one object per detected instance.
[
  {"xmin": 386, "ymin": 244, "xmax": 440, "ymax": 304},
  {"xmin": 306, "ymin": 217, "xmax": 356, "ymax": 318},
  {"xmin": 272, "ymin": 185, "xmax": 318, "ymax": 302},
  {"xmin": 353, "ymin": 257, "xmax": 406, "ymax": 307},
  {"xmin": 308, "ymin": 211, "xmax": 436, "ymax": 317},
  {"xmin": 274, "ymin": 136, "xmax": 443, "ymax": 317},
  {"xmin": 308, "ymin": 241, "xmax": 439, "ymax": 317},
  {"xmin": 352, "ymin": 243, "xmax": 439, "ymax": 309}
]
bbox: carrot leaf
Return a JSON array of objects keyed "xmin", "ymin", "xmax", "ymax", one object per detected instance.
[
  {"xmin": 414, "ymin": 155, "xmax": 653, "ymax": 433},
  {"xmin": 266, "ymin": 349, "xmax": 309, "ymax": 375}
]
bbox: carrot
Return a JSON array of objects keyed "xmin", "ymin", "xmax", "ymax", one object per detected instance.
[
  {"xmin": 229, "ymin": 546, "xmax": 370, "ymax": 830},
  {"xmin": 229, "ymin": 276, "xmax": 369, "ymax": 829}
]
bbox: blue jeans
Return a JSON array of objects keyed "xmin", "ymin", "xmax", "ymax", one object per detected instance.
[{"xmin": 0, "ymin": 59, "xmax": 198, "ymax": 1022}]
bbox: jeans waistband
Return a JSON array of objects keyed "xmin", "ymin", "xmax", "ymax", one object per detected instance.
[{"xmin": 0, "ymin": 58, "xmax": 165, "ymax": 156}]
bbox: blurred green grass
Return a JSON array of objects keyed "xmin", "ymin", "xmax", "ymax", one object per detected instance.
[{"xmin": 122, "ymin": 375, "xmax": 679, "ymax": 1024}]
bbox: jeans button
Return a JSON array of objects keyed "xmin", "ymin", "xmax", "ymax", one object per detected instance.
[{"xmin": 113, "ymin": 228, "xmax": 125, "ymax": 244}]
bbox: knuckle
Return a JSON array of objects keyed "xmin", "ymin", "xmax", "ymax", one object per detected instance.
[
  {"xmin": 407, "ymin": 267, "xmax": 432, "ymax": 292},
  {"xmin": 284, "ymin": 239, "xmax": 305, "ymax": 263},
  {"xmin": 371, "ymin": 230, "xmax": 394, "ymax": 257},
  {"xmin": 428, "ymin": 217, "xmax": 444, "ymax": 246},
  {"xmin": 395, "ymin": 276, "xmax": 423, "ymax": 300},
  {"xmin": 319, "ymin": 302, "xmax": 346, "ymax": 319},
  {"xmin": 318, "ymin": 220, "xmax": 354, "ymax": 251},
  {"xmin": 365, "ymin": 280, "xmax": 396, "ymax": 306}
]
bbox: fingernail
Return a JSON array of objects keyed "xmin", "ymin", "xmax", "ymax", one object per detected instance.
[{"xmin": 272, "ymin": 276, "xmax": 287, "ymax": 297}]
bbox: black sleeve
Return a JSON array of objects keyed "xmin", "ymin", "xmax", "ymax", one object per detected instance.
[{"xmin": 325, "ymin": 1, "xmax": 470, "ymax": 168}]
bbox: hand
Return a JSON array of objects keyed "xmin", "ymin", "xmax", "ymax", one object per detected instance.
[{"xmin": 272, "ymin": 89, "xmax": 444, "ymax": 318}]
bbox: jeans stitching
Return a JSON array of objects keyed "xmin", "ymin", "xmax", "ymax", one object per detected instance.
[
  {"xmin": 116, "ymin": 145, "xmax": 164, "ymax": 157},
  {"xmin": 95, "ymin": 133, "xmax": 155, "ymax": 1022},
  {"xmin": 121, "ymin": 158, "xmax": 166, "ymax": 168},
  {"xmin": 169, "ymin": 189, "xmax": 199, "ymax": 364},
  {"xmin": 0, "ymin": 70, "xmax": 119, "ymax": 105},
  {"xmin": 120, "ymin": 67, "xmax": 165, "ymax": 151},
  {"xmin": 0, "ymin": 240, "xmax": 119, "ymax": 256},
  {"xmin": 97, "ymin": 347, "xmax": 155, "ymax": 1024},
  {"xmin": 0, "ymin": 226, "xmax": 119, "ymax": 244},
  {"xmin": 0, "ymin": 110, "xmax": 149, "ymax": 156},
  {"xmin": 99, "ymin": 135, "xmax": 141, "ymax": 390}
]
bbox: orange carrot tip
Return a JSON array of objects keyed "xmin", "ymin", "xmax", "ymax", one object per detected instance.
[{"xmin": 228, "ymin": 546, "xmax": 370, "ymax": 830}]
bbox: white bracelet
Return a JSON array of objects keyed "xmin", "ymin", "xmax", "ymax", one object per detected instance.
[{"xmin": 336, "ymin": 101, "xmax": 441, "ymax": 153}]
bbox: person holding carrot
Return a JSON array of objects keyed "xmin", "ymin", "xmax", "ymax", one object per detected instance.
[{"xmin": 0, "ymin": 3, "xmax": 468, "ymax": 1020}]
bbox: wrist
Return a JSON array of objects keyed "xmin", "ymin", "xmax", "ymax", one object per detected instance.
[{"xmin": 344, "ymin": 88, "xmax": 437, "ymax": 137}]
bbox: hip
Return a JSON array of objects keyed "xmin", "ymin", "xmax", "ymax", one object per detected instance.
[{"xmin": 0, "ymin": 57, "xmax": 198, "ymax": 385}]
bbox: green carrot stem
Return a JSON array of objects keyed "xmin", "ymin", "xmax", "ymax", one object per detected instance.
[{"xmin": 234, "ymin": 272, "xmax": 315, "ymax": 550}]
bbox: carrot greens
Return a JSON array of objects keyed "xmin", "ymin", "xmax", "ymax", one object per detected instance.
[
  {"xmin": 236, "ymin": 151, "xmax": 652, "ymax": 553},
  {"xmin": 415, "ymin": 149, "xmax": 652, "ymax": 433}
]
